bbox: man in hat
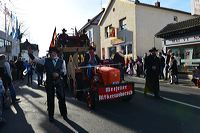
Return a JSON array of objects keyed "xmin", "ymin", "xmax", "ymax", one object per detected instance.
[
  {"xmin": 58, "ymin": 28, "xmax": 69, "ymax": 47},
  {"xmin": 144, "ymin": 47, "xmax": 161, "ymax": 98},
  {"xmin": 84, "ymin": 45, "xmax": 101, "ymax": 79},
  {"xmin": 28, "ymin": 47, "xmax": 68, "ymax": 122}
]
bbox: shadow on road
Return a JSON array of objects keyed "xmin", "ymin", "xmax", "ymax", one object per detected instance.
[
  {"xmin": 66, "ymin": 84, "xmax": 200, "ymax": 133},
  {"xmin": 64, "ymin": 118, "xmax": 89, "ymax": 133},
  {"xmin": 0, "ymin": 103, "xmax": 35, "ymax": 133}
]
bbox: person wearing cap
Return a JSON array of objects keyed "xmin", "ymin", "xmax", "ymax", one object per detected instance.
[
  {"xmin": 28, "ymin": 47, "xmax": 68, "ymax": 122},
  {"xmin": 58, "ymin": 28, "xmax": 69, "ymax": 47},
  {"xmin": 144, "ymin": 47, "xmax": 161, "ymax": 98}
]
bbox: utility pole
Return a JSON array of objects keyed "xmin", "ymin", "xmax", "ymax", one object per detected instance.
[
  {"xmin": 4, "ymin": 3, "xmax": 7, "ymax": 46},
  {"xmin": 4, "ymin": 3, "xmax": 8, "ymax": 59}
]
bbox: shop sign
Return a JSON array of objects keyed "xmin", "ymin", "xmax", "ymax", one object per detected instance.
[
  {"xmin": 98, "ymin": 84, "xmax": 133, "ymax": 101},
  {"xmin": 165, "ymin": 35, "xmax": 200, "ymax": 45}
]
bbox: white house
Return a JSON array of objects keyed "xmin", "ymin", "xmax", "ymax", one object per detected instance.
[{"xmin": 79, "ymin": 8, "xmax": 105, "ymax": 57}]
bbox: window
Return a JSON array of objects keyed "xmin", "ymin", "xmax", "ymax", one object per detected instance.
[
  {"xmin": 105, "ymin": 25, "xmax": 112, "ymax": 38},
  {"xmin": 174, "ymin": 16, "xmax": 178, "ymax": 22},
  {"xmin": 87, "ymin": 30, "xmax": 93, "ymax": 42},
  {"xmin": 108, "ymin": 47, "xmax": 116, "ymax": 59},
  {"xmin": 119, "ymin": 17, "xmax": 127, "ymax": 30},
  {"xmin": 5, "ymin": 40, "xmax": 11, "ymax": 46},
  {"xmin": 127, "ymin": 44, "xmax": 132, "ymax": 54},
  {"xmin": 120, "ymin": 44, "xmax": 132, "ymax": 55},
  {"xmin": 0, "ymin": 38, "xmax": 4, "ymax": 47}
]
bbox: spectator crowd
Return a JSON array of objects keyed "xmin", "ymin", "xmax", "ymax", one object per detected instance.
[{"xmin": 0, "ymin": 54, "xmax": 45, "ymax": 124}]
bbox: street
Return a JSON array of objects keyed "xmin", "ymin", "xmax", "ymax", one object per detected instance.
[{"xmin": 0, "ymin": 75, "xmax": 200, "ymax": 133}]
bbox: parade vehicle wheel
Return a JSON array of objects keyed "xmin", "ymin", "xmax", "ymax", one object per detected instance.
[{"xmin": 86, "ymin": 91, "xmax": 95, "ymax": 110}]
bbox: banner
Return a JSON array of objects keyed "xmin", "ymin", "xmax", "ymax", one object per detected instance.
[
  {"xmin": 50, "ymin": 27, "xmax": 56, "ymax": 48},
  {"xmin": 98, "ymin": 83, "xmax": 133, "ymax": 101}
]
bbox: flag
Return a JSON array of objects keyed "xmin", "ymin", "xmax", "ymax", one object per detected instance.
[{"xmin": 50, "ymin": 27, "xmax": 56, "ymax": 48}]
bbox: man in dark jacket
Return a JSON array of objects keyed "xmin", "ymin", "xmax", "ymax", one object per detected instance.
[
  {"xmin": 28, "ymin": 47, "xmax": 68, "ymax": 122},
  {"xmin": 84, "ymin": 46, "xmax": 101, "ymax": 79},
  {"xmin": 144, "ymin": 47, "xmax": 161, "ymax": 98},
  {"xmin": 36, "ymin": 61, "xmax": 44, "ymax": 87},
  {"xmin": 58, "ymin": 28, "xmax": 69, "ymax": 47}
]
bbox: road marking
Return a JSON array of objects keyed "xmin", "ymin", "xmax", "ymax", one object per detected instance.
[{"xmin": 135, "ymin": 90, "xmax": 200, "ymax": 110}]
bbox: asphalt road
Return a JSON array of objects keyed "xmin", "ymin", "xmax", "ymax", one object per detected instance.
[{"xmin": 0, "ymin": 75, "xmax": 200, "ymax": 133}]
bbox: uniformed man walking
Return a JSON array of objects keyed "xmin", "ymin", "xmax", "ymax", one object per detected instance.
[
  {"xmin": 28, "ymin": 47, "xmax": 68, "ymax": 122},
  {"xmin": 144, "ymin": 47, "xmax": 161, "ymax": 98}
]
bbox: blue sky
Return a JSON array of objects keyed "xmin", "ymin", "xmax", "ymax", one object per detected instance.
[
  {"xmin": 10, "ymin": 0, "xmax": 191, "ymax": 56},
  {"xmin": 142, "ymin": 0, "xmax": 191, "ymax": 12}
]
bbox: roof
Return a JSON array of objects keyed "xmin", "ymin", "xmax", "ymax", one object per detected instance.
[
  {"xmin": 155, "ymin": 16, "xmax": 200, "ymax": 38},
  {"xmin": 98, "ymin": 0, "xmax": 191, "ymax": 26},
  {"xmin": 79, "ymin": 8, "xmax": 105, "ymax": 32},
  {"xmin": 21, "ymin": 40, "xmax": 39, "ymax": 51}
]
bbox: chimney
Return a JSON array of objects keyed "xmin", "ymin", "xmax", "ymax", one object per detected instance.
[
  {"xmin": 155, "ymin": 1, "xmax": 160, "ymax": 7},
  {"xmin": 135, "ymin": 0, "xmax": 140, "ymax": 4},
  {"xmin": 88, "ymin": 19, "xmax": 91, "ymax": 22}
]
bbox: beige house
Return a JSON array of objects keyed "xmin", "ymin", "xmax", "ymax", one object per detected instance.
[{"xmin": 98, "ymin": 0, "xmax": 195, "ymax": 60}]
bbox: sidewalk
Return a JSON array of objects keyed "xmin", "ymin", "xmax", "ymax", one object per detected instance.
[
  {"xmin": 125, "ymin": 74, "xmax": 197, "ymax": 88},
  {"xmin": 0, "ymin": 78, "xmax": 82, "ymax": 133}
]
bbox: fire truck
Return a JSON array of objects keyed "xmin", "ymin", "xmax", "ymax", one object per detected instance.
[{"xmin": 55, "ymin": 30, "xmax": 135, "ymax": 109}]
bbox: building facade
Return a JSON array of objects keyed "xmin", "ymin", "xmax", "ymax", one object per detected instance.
[
  {"xmin": 98, "ymin": 0, "xmax": 195, "ymax": 60},
  {"xmin": 0, "ymin": 1, "xmax": 21, "ymax": 60},
  {"xmin": 156, "ymin": 17, "xmax": 200, "ymax": 73},
  {"xmin": 0, "ymin": 30, "xmax": 20, "ymax": 60},
  {"xmin": 79, "ymin": 9, "xmax": 105, "ymax": 57}
]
